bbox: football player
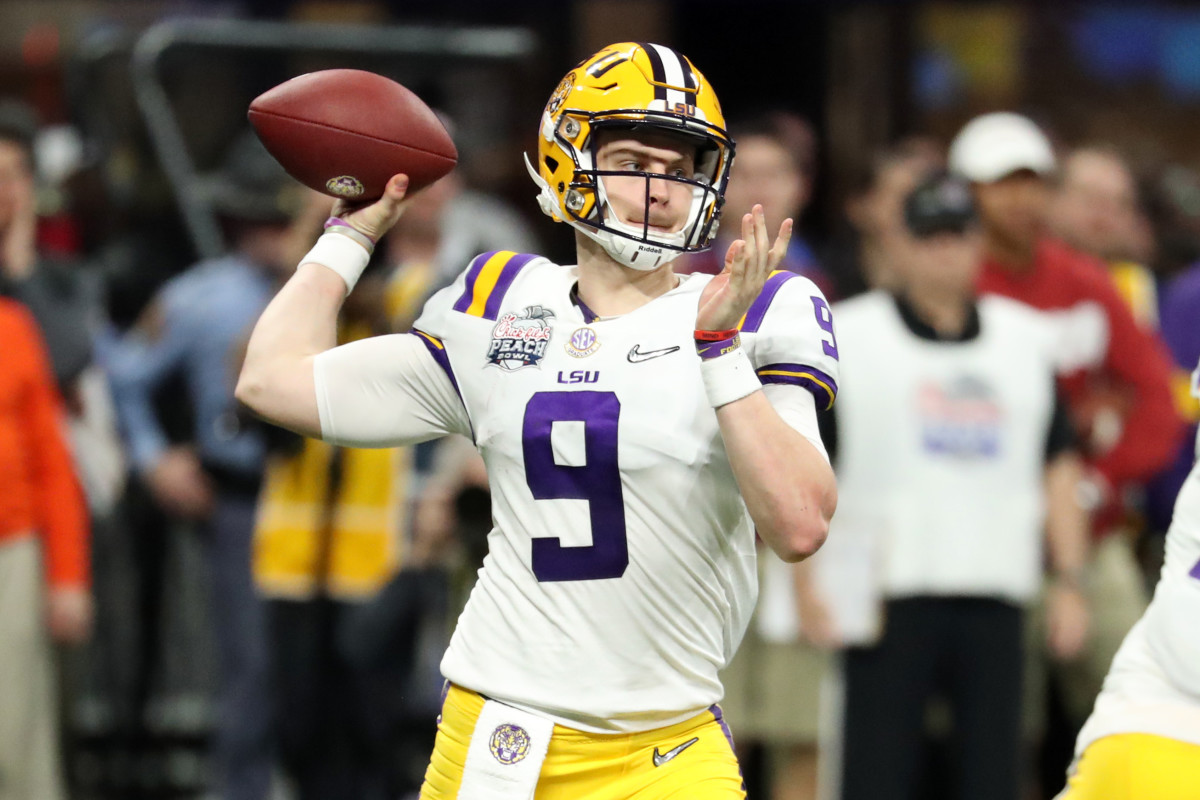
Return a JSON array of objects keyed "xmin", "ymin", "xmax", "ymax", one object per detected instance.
[
  {"xmin": 1056, "ymin": 359, "xmax": 1200, "ymax": 799},
  {"xmin": 236, "ymin": 42, "xmax": 838, "ymax": 799}
]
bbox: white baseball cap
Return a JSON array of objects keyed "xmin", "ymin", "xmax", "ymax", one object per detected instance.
[{"xmin": 947, "ymin": 112, "xmax": 1056, "ymax": 184}]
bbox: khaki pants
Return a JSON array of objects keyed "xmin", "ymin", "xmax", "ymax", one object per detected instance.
[
  {"xmin": 1057, "ymin": 533, "xmax": 1149, "ymax": 720},
  {"xmin": 0, "ymin": 536, "xmax": 65, "ymax": 800},
  {"xmin": 720, "ymin": 625, "xmax": 830, "ymax": 744},
  {"xmin": 1024, "ymin": 533, "xmax": 1150, "ymax": 737}
]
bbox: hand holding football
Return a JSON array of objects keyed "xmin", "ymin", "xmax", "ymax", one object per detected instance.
[{"xmin": 248, "ymin": 69, "xmax": 457, "ymax": 202}]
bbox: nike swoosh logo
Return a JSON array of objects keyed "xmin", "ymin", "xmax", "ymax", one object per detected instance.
[
  {"xmin": 652, "ymin": 736, "xmax": 699, "ymax": 767},
  {"xmin": 628, "ymin": 344, "xmax": 681, "ymax": 363}
]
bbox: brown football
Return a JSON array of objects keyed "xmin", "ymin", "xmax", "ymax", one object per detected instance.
[{"xmin": 248, "ymin": 69, "xmax": 457, "ymax": 202}]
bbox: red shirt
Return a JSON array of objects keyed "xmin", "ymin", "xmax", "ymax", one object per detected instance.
[
  {"xmin": 978, "ymin": 238, "xmax": 1183, "ymax": 536},
  {"xmin": 0, "ymin": 299, "xmax": 89, "ymax": 587}
]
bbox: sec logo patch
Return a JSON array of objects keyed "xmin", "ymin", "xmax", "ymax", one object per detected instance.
[{"xmin": 565, "ymin": 326, "xmax": 600, "ymax": 358}]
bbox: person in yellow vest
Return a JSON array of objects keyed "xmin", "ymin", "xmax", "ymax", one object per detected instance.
[
  {"xmin": 251, "ymin": 259, "xmax": 417, "ymax": 799},
  {"xmin": 252, "ymin": 211, "xmax": 485, "ymax": 796}
]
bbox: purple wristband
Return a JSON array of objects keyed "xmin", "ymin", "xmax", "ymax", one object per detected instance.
[
  {"xmin": 696, "ymin": 332, "xmax": 741, "ymax": 360},
  {"xmin": 324, "ymin": 216, "xmax": 377, "ymax": 246}
]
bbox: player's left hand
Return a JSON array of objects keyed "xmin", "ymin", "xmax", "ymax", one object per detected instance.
[
  {"xmin": 696, "ymin": 205, "xmax": 792, "ymax": 332},
  {"xmin": 1046, "ymin": 579, "xmax": 1089, "ymax": 661}
]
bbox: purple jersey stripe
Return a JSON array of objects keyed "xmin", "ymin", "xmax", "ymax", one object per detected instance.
[
  {"xmin": 481, "ymin": 253, "xmax": 538, "ymax": 320},
  {"xmin": 740, "ymin": 270, "xmax": 796, "ymax": 333},
  {"xmin": 451, "ymin": 251, "xmax": 502, "ymax": 314},
  {"xmin": 412, "ymin": 329, "xmax": 466, "ymax": 409},
  {"xmin": 757, "ymin": 362, "xmax": 838, "ymax": 410}
]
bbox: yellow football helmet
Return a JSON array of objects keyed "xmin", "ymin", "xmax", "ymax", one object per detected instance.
[{"xmin": 526, "ymin": 42, "xmax": 735, "ymax": 270}]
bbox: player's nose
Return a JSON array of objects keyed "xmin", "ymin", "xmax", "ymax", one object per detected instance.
[{"xmin": 646, "ymin": 174, "xmax": 673, "ymax": 204}]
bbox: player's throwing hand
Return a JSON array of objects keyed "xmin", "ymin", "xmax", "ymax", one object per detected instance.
[
  {"xmin": 332, "ymin": 173, "xmax": 412, "ymax": 244},
  {"xmin": 696, "ymin": 204, "xmax": 792, "ymax": 332}
]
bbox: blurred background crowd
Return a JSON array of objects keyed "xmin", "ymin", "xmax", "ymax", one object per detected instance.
[{"xmin": 1, "ymin": 1, "xmax": 1199, "ymax": 800}]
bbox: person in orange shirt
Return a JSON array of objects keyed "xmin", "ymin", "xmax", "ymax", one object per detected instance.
[{"xmin": 0, "ymin": 297, "xmax": 91, "ymax": 800}]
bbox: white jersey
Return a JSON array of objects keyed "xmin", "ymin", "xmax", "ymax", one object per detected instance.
[
  {"xmin": 313, "ymin": 251, "xmax": 839, "ymax": 732},
  {"xmin": 1074, "ymin": 360, "xmax": 1200, "ymax": 753}
]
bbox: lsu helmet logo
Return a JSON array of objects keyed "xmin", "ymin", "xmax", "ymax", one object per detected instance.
[
  {"xmin": 489, "ymin": 723, "xmax": 532, "ymax": 765},
  {"xmin": 546, "ymin": 72, "xmax": 575, "ymax": 115},
  {"xmin": 487, "ymin": 306, "xmax": 554, "ymax": 371}
]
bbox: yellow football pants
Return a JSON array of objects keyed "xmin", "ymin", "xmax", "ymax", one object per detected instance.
[
  {"xmin": 1058, "ymin": 733, "xmax": 1200, "ymax": 800},
  {"xmin": 420, "ymin": 684, "xmax": 746, "ymax": 799}
]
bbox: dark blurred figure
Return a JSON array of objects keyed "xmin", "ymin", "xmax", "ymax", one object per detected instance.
[
  {"xmin": 0, "ymin": 101, "xmax": 99, "ymax": 387},
  {"xmin": 675, "ymin": 111, "xmax": 833, "ymax": 296},
  {"xmin": 1142, "ymin": 164, "xmax": 1200, "ymax": 557},
  {"xmin": 1144, "ymin": 164, "xmax": 1200, "ymax": 281},
  {"xmin": 106, "ymin": 133, "xmax": 304, "ymax": 800},
  {"xmin": 821, "ymin": 137, "xmax": 943, "ymax": 299},
  {"xmin": 1150, "ymin": 262, "xmax": 1200, "ymax": 508}
]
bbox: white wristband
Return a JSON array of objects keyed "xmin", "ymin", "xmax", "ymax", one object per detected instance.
[
  {"xmin": 300, "ymin": 231, "xmax": 372, "ymax": 295},
  {"xmin": 700, "ymin": 346, "xmax": 762, "ymax": 408}
]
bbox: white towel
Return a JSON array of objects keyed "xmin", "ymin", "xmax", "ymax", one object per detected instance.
[{"xmin": 457, "ymin": 698, "xmax": 554, "ymax": 800}]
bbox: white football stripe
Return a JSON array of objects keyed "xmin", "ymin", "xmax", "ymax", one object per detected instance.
[{"xmin": 649, "ymin": 43, "xmax": 688, "ymax": 108}]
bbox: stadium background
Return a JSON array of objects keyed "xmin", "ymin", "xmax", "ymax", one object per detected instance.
[{"xmin": 11, "ymin": 2, "xmax": 1200, "ymax": 286}]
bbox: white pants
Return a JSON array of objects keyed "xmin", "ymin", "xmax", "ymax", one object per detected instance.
[{"xmin": 0, "ymin": 536, "xmax": 65, "ymax": 800}]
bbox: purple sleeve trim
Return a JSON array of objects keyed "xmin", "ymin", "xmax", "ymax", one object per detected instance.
[
  {"xmin": 756, "ymin": 362, "xmax": 838, "ymax": 410},
  {"xmin": 412, "ymin": 329, "xmax": 466, "ymax": 409}
]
